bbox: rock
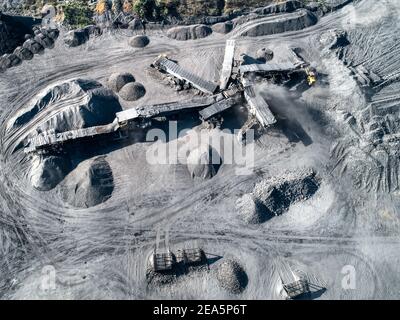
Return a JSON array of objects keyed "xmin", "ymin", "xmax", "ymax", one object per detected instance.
[
  {"xmin": 253, "ymin": 0, "xmax": 303, "ymax": 15},
  {"xmin": 108, "ymin": 72, "xmax": 135, "ymax": 92},
  {"xmin": 215, "ymin": 259, "xmax": 248, "ymax": 294},
  {"xmin": 83, "ymin": 25, "xmax": 102, "ymax": 37},
  {"xmin": 34, "ymin": 33, "xmax": 54, "ymax": 49},
  {"xmin": 44, "ymin": 28, "xmax": 60, "ymax": 40},
  {"xmin": 29, "ymin": 155, "xmax": 71, "ymax": 191},
  {"xmin": 212, "ymin": 21, "xmax": 233, "ymax": 34},
  {"xmin": 63, "ymin": 29, "xmax": 89, "ymax": 48},
  {"xmin": 128, "ymin": 35, "xmax": 150, "ymax": 48},
  {"xmin": 59, "ymin": 157, "xmax": 114, "ymax": 208},
  {"xmin": 256, "ymin": 47, "xmax": 273, "ymax": 62},
  {"xmin": 13, "ymin": 46, "xmax": 34, "ymax": 60},
  {"xmin": 8, "ymin": 79, "xmax": 122, "ymax": 136},
  {"xmin": 1, "ymin": 53, "xmax": 21, "ymax": 68},
  {"xmin": 23, "ymin": 39, "xmax": 44, "ymax": 55},
  {"xmin": 187, "ymin": 144, "xmax": 221, "ymax": 179},
  {"xmin": 167, "ymin": 24, "xmax": 212, "ymax": 41},
  {"xmin": 118, "ymin": 82, "xmax": 146, "ymax": 101},
  {"xmin": 128, "ymin": 18, "xmax": 143, "ymax": 31}
]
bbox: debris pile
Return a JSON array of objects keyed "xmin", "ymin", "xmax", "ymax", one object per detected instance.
[
  {"xmin": 215, "ymin": 259, "xmax": 248, "ymax": 294},
  {"xmin": 59, "ymin": 157, "xmax": 114, "ymax": 208}
]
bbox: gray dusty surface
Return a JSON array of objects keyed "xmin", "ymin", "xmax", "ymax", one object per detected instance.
[{"xmin": 0, "ymin": 0, "xmax": 400, "ymax": 299}]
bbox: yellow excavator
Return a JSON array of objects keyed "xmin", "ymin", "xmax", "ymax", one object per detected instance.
[{"xmin": 306, "ymin": 67, "xmax": 317, "ymax": 86}]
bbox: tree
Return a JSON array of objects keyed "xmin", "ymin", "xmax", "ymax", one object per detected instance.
[
  {"xmin": 112, "ymin": 0, "xmax": 123, "ymax": 14},
  {"xmin": 63, "ymin": 0, "xmax": 93, "ymax": 28},
  {"xmin": 133, "ymin": 0, "xmax": 156, "ymax": 19}
]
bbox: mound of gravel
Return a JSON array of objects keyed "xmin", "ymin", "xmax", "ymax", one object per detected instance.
[
  {"xmin": 253, "ymin": 0, "xmax": 302, "ymax": 15},
  {"xmin": 238, "ymin": 9, "xmax": 317, "ymax": 37},
  {"xmin": 128, "ymin": 35, "xmax": 150, "ymax": 48},
  {"xmin": 212, "ymin": 21, "xmax": 233, "ymax": 34},
  {"xmin": 187, "ymin": 144, "xmax": 221, "ymax": 180},
  {"xmin": 253, "ymin": 169, "xmax": 320, "ymax": 216},
  {"xmin": 236, "ymin": 194, "xmax": 268, "ymax": 224},
  {"xmin": 256, "ymin": 48, "xmax": 274, "ymax": 62},
  {"xmin": 59, "ymin": 157, "xmax": 114, "ymax": 208},
  {"xmin": 29, "ymin": 155, "xmax": 71, "ymax": 191},
  {"xmin": 8, "ymin": 79, "xmax": 122, "ymax": 134},
  {"xmin": 215, "ymin": 259, "xmax": 248, "ymax": 294},
  {"xmin": 167, "ymin": 24, "xmax": 212, "ymax": 41},
  {"xmin": 108, "ymin": 72, "xmax": 135, "ymax": 92},
  {"xmin": 118, "ymin": 82, "xmax": 146, "ymax": 101}
]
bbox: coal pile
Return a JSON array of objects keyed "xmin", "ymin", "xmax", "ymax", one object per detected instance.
[
  {"xmin": 59, "ymin": 157, "xmax": 114, "ymax": 208},
  {"xmin": 167, "ymin": 24, "xmax": 212, "ymax": 41},
  {"xmin": 215, "ymin": 259, "xmax": 248, "ymax": 294},
  {"xmin": 253, "ymin": 169, "xmax": 320, "ymax": 216}
]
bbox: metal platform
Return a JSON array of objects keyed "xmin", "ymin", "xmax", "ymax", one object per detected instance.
[
  {"xmin": 116, "ymin": 95, "xmax": 223, "ymax": 124},
  {"xmin": 154, "ymin": 57, "xmax": 218, "ymax": 95},
  {"xmin": 219, "ymin": 40, "xmax": 236, "ymax": 90},
  {"xmin": 239, "ymin": 61, "xmax": 298, "ymax": 75},
  {"xmin": 243, "ymin": 83, "xmax": 276, "ymax": 128},
  {"xmin": 153, "ymin": 251, "xmax": 174, "ymax": 272},
  {"xmin": 175, "ymin": 248, "xmax": 205, "ymax": 265},
  {"xmin": 199, "ymin": 98, "xmax": 236, "ymax": 120},
  {"xmin": 24, "ymin": 120, "xmax": 119, "ymax": 153},
  {"xmin": 283, "ymin": 279, "xmax": 310, "ymax": 299}
]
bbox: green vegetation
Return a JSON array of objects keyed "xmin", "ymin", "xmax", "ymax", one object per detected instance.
[{"xmin": 63, "ymin": 0, "xmax": 93, "ymax": 28}]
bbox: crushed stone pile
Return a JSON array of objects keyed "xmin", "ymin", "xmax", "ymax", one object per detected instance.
[
  {"xmin": 59, "ymin": 157, "xmax": 114, "ymax": 208},
  {"xmin": 235, "ymin": 194, "xmax": 267, "ymax": 224},
  {"xmin": 253, "ymin": 169, "xmax": 320, "ymax": 216},
  {"xmin": 118, "ymin": 82, "xmax": 146, "ymax": 101},
  {"xmin": 108, "ymin": 72, "xmax": 135, "ymax": 92},
  {"xmin": 167, "ymin": 24, "xmax": 212, "ymax": 41},
  {"xmin": 215, "ymin": 259, "xmax": 248, "ymax": 294},
  {"xmin": 212, "ymin": 21, "xmax": 233, "ymax": 34},
  {"xmin": 29, "ymin": 155, "xmax": 71, "ymax": 191},
  {"xmin": 128, "ymin": 35, "xmax": 150, "ymax": 48},
  {"xmin": 187, "ymin": 144, "xmax": 221, "ymax": 180},
  {"xmin": 8, "ymin": 78, "xmax": 122, "ymax": 134}
]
